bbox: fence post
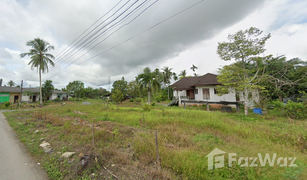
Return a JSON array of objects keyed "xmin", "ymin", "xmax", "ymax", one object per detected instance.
[{"xmin": 155, "ymin": 130, "xmax": 159, "ymax": 165}]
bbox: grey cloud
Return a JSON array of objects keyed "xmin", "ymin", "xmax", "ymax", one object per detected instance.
[{"xmin": 1, "ymin": 0, "xmax": 266, "ymax": 88}]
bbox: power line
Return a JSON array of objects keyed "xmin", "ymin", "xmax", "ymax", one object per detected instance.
[
  {"xmin": 28, "ymin": 0, "xmax": 152, "ymax": 81},
  {"xmin": 51, "ymin": 0, "xmax": 150, "ymax": 72},
  {"xmin": 27, "ymin": 0, "xmax": 127, "ymax": 80},
  {"xmin": 47, "ymin": 0, "xmax": 205, "ymax": 79},
  {"xmin": 45, "ymin": 0, "xmax": 157, "ymax": 79}
]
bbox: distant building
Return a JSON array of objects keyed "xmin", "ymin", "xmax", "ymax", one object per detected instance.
[{"xmin": 0, "ymin": 86, "xmax": 67, "ymax": 103}]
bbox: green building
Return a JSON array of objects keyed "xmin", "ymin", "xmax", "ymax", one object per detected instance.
[{"xmin": 0, "ymin": 92, "xmax": 10, "ymax": 103}]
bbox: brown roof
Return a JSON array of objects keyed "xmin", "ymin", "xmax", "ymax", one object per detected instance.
[{"xmin": 171, "ymin": 73, "xmax": 221, "ymax": 90}]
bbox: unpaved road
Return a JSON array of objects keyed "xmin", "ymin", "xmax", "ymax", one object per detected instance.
[{"xmin": 0, "ymin": 112, "xmax": 47, "ymax": 180}]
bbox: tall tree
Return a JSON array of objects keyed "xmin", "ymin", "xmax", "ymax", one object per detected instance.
[
  {"xmin": 162, "ymin": 66, "xmax": 173, "ymax": 99},
  {"xmin": 217, "ymin": 27, "xmax": 271, "ymax": 115},
  {"xmin": 20, "ymin": 38, "xmax": 55, "ymax": 105},
  {"xmin": 190, "ymin": 64, "xmax": 198, "ymax": 72},
  {"xmin": 173, "ymin": 72, "xmax": 178, "ymax": 81},
  {"xmin": 7, "ymin": 80, "xmax": 16, "ymax": 87},
  {"xmin": 179, "ymin": 70, "xmax": 187, "ymax": 78},
  {"xmin": 42, "ymin": 80, "xmax": 54, "ymax": 101},
  {"xmin": 112, "ymin": 76, "xmax": 127, "ymax": 102},
  {"xmin": 127, "ymin": 80, "xmax": 140, "ymax": 104},
  {"xmin": 66, "ymin": 81, "xmax": 84, "ymax": 100},
  {"xmin": 263, "ymin": 56, "xmax": 307, "ymax": 101},
  {"xmin": 136, "ymin": 67, "xmax": 160, "ymax": 104}
]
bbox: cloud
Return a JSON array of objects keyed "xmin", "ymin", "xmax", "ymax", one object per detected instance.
[{"xmin": 2, "ymin": 0, "xmax": 286, "ymax": 89}]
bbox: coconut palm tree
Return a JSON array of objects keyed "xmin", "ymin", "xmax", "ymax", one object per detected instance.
[
  {"xmin": 190, "ymin": 64, "xmax": 198, "ymax": 72},
  {"xmin": 20, "ymin": 38, "xmax": 55, "ymax": 105},
  {"xmin": 162, "ymin": 66, "xmax": 174, "ymax": 99},
  {"xmin": 179, "ymin": 70, "xmax": 187, "ymax": 78},
  {"xmin": 7, "ymin": 80, "xmax": 16, "ymax": 87},
  {"xmin": 136, "ymin": 67, "xmax": 160, "ymax": 104}
]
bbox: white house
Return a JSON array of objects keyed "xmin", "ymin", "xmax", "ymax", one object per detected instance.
[
  {"xmin": 22, "ymin": 88, "xmax": 67, "ymax": 102},
  {"xmin": 171, "ymin": 73, "xmax": 237, "ymax": 107}
]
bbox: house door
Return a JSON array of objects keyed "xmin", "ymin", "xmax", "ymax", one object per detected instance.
[
  {"xmin": 189, "ymin": 90, "xmax": 195, "ymax": 99},
  {"xmin": 203, "ymin": 88, "xmax": 210, "ymax": 100},
  {"xmin": 14, "ymin": 95, "xmax": 19, "ymax": 103},
  {"xmin": 33, "ymin": 96, "xmax": 36, "ymax": 102}
]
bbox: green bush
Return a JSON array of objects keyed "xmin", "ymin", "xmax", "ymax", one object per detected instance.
[
  {"xmin": 53, "ymin": 98, "xmax": 61, "ymax": 101},
  {"xmin": 269, "ymin": 100, "xmax": 307, "ymax": 119},
  {"xmin": 151, "ymin": 102, "xmax": 155, "ymax": 106},
  {"xmin": 129, "ymin": 99, "xmax": 134, "ymax": 102},
  {"xmin": 135, "ymin": 98, "xmax": 142, "ymax": 102},
  {"xmin": 143, "ymin": 103, "xmax": 151, "ymax": 112},
  {"xmin": 4, "ymin": 101, "xmax": 11, "ymax": 108},
  {"xmin": 284, "ymin": 101, "xmax": 307, "ymax": 119}
]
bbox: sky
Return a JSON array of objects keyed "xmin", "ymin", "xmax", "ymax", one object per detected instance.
[{"xmin": 0, "ymin": 0, "xmax": 307, "ymax": 90}]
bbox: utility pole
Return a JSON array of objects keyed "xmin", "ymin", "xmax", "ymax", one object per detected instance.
[{"xmin": 19, "ymin": 80, "xmax": 23, "ymax": 110}]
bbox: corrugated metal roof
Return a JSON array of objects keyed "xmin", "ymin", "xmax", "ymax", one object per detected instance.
[{"xmin": 0, "ymin": 86, "xmax": 66, "ymax": 94}]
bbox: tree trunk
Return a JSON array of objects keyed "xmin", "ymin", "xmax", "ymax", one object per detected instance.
[
  {"xmin": 39, "ymin": 69, "xmax": 43, "ymax": 105},
  {"xmin": 148, "ymin": 87, "xmax": 151, "ymax": 104},
  {"xmin": 244, "ymin": 86, "xmax": 249, "ymax": 116},
  {"xmin": 278, "ymin": 95, "xmax": 283, "ymax": 102},
  {"xmin": 168, "ymin": 85, "xmax": 170, "ymax": 99}
]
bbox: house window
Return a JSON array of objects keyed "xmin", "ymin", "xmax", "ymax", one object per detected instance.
[
  {"xmin": 214, "ymin": 88, "xmax": 218, "ymax": 94},
  {"xmin": 194, "ymin": 89, "xmax": 198, "ymax": 94},
  {"xmin": 203, "ymin": 88, "xmax": 210, "ymax": 100}
]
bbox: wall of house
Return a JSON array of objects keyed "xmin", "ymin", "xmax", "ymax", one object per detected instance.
[
  {"xmin": 194, "ymin": 86, "xmax": 236, "ymax": 102},
  {"xmin": 9, "ymin": 93, "xmax": 20, "ymax": 103},
  {"xmin": 0, "ymin": 93, "xmax": 10, "ymax": 103},
  {"xmin": 173, "ymin": 90, "xmax": 187, "ymax": 98},
  {"xmin": 22, "ymin": 96, "xmax": 30, "ymax": 102},
  {"xmin": 49, "ymin": 94, "xmax": 58, "ymax": 100}
]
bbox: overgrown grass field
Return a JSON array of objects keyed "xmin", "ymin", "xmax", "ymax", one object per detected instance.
[{"xmin": 4, "ymin": 100, "xmax": 307, "ymax": 179}]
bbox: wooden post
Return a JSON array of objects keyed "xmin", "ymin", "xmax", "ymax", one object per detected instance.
[
  {"xmin": 92, "ymin": 123, "xmax": 95, "ymax": 147},
  {"xmin": 184, "ymin": 102, "xmax": 186, "ymax": 109},
  {"xmin": 155, "ymin": 130, "xmax": 159, "ymax": 165},
  {"xmin": 207, "ymin": 101, "xmax": 209, "ymax": 111}
]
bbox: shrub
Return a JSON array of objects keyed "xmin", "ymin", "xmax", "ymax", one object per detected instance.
[
  {"xmin": 143, "ymin": 104, "xmax": 151, "ymax": 112},
  {"xmin": 53, "ymin": 98, "xmax": 61, "ymax": 101},
  {"xmin": 151, "ymin": 102, "xmax": 155, "ymax": 106},
  {"xmin": 135, "ymin": 98, "xmax": 142, "ymax": 102},
  {"xmin": 129, "ymin": 99, "xmax": 134, "ymax": 102},
  {"xmin": 284, "ymin": 101, "xmax": 307, "ymax": 119},
  {"xmin": 4, "ymin": 101, "xmax": 11, "ymax": 108}
]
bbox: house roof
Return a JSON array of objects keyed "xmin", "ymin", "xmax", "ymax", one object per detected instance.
[
  {"xmin": 171, "ymin": 73, "xmax": 221, "ymax": 90},
  {"xmin": 0, "ymin": 86, "xmax": 66, "ymax": 94}
]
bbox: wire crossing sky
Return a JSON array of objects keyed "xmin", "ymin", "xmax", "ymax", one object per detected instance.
[{"xmin": 1, "ymin": 0, "xmax": 307, "ymax": 89}]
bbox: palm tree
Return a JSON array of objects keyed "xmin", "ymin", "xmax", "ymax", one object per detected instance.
[
  {"xmin": 162, "ymin": 66, "xmax": 173, "ymax": 99},
  {"xmin": 173, "ymin": 72, "xmax": 178, "ymax": 81},
  {"xmin": 190, "ymin": 64, "xmax": 198, "ymax": 72},
  {"xmin": 20, "ymin": 38, "xmax": 55, "ymax": 105},
  {"xmin": 136, "ymin": 67, "xmax": 160, "ymax": 104},
  {"xmin": 7, "ymin": 80, "xmax": 16, "ymax": 87},
  {"xmin": 179, "ymin": 70, "xmax": 187, "ymax": 77}
]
